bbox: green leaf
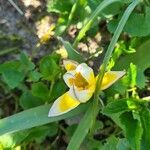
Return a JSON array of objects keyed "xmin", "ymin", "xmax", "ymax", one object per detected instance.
[
  {"xmin": 19, "ymin": 90, "xmax": 44, "ymax": 109},
  {"xmin": 102, "ymin": 99, "xmax": 137, "ymax": 115},
  {"xmin": 50, "ymin": 80, "xmax": 67, "ymax": 100},
  {"xmin": 82, "ymin": 138, "xmax": 103, "ymax": 150},
  {"xmin": 73, "ymin": 0, "xmax": 122, "ymax": 46},
  {"xmin": 24, "ymin": 124, "xmax": 58, "ymax": 143},
  {"xmin": 108, "ymin": 7, "xmax": 150, "ymax": 37},
  {"xmin": 39, "ymin": 55, "xmax": 61, "ymax": 81},
  {"xmin": 140, "ymin": 108, "xmax": 150, "ymax": 150},
  {"xmin": 67, "ymin": 102, "xmax": 99, "ymax": 150},
  {"xmin": 114, "ymin": 39, "xmax": 150, "ymax": 88},
  {"xmin": 117, "ymin": 138, "xmax": 130, "ymax": 150},
  {"xmin": 31, "ymin": 82, "xmax": 49, "ymax": 101},
  {"xmin": 2, "ymin": 69, "xmax": 25, "ymax": 89},
  {"xmin": 47, "ymin": 0, "xmax": 73, "ymax": 14},
  {"xmin": 0, "ymin": 131, "xmax": 29, "ymax": 148},
  {"xmin": 59, "ymin": 37, "xmax": 85, "ymax": 63},
  {"xmin": 0, "ymin": 103, "xmax": 87, "ymax": 135},
  {"xmin": 102, "ymin": 136, "xmax": 119, "ymax": 150},
  {"xmin": 0, "ymin": 61, "xmax": 21, "ymax": 74},
  {"xmin": 120, "ymin": 112, "xmax": 142, "ymax": 150},
  {"xmin": 28, "ymin": 70, "xmax": 42, "ymax": 82},
  {"xmin": 19, "ymin": 52, "xmax": 35, "ymax": 71}
]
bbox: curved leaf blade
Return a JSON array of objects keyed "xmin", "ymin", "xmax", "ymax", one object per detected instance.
[{"xmin": 0, "ymin": 104, "xmax": 87, "ymax": 136}]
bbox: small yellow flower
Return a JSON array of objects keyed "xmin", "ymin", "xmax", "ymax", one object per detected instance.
[{"xmin": 48, "ymin": 60, "xmax": 125, "ymax": 117}]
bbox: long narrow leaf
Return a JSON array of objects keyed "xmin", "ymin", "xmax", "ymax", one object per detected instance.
[
  {"xmin": 0, "ymin": 103, "xmax": 87, "ymax": 136},
  {"xmin": 73, "ymin": 0, "xmax": 121, "ymax": 46},
  {"xmin": 58, "ymin": 37, "xmax": 85, "ymax": 63},
  {"xmin": 67, "ymin": 102, "xmax": 99, "ymax": 150}
]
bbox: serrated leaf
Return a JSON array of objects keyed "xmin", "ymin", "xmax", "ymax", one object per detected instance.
[
  {"xmin": 19, "ymin": 52, "xmax": 35, "ymax": 71},
  {"xmin": 117, "ymin": 138, "xmax": 130, "ymax": 150},
  {"xmin": 50, "ymin": 80, "xmax": 67, "ymax": 100},
  {"xmin": 0, "ymin": 61, "xmax": 21, "ymax": 74},
  {"xmin": 140, "ymin": 108, "xmax": 150, "ymax": 150},
  {"xmin": 39, "ymin": 55, "xmax": 61, "ymax": 81},
  {"xmin": 114, "ymin": 39, "xmax": 150, "ymax": 88},
  {"xmin": 102, "ymin": 136, "xmax": 118, "ymax": 150},
  {"xmin": 19, "ymin": 90, "xmax": 44, "ymax": 109},
  {"xmin": 108, "ymin": 7, "xmax": 150, "ymax": 37},
  {"xmin": 24, "ymin": 124, "xmax": 58, "ymax": 143},
  {"xmin": 31, "ymin": 82, "xmax": 49, "ymax": 101},
  {"xmin": 2, "ymin": 70, "xmax": 25, "ymax": 89},
  {"xmin": 47, "ymin": 0, "xmax": 73, "ymax": 14},
  {"xmin": 0, "ymin": 103, "xmax": 87, "ymax": 135},
  {"xmin": 120, "ymin": 112, "xmax": 142, "ymax": 150},
  {"xmin": 102, "ymin": 99, "xmax": 137, "ymax": 115},
  {"xmin": 28, "ymin": 70, "xmax": 42, "ymax": 82}
]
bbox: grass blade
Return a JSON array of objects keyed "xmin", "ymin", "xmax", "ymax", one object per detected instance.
[
  {"xmin": 0, "ymin": 103, "xmax": 87, "ymax": 136},
  {"xmin": 73, "ymin": 0, "xmax": 121, "ymax": 47}
]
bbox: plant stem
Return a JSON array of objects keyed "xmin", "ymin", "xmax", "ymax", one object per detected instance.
[
  {"xmin": 95, "ymin": 0, "xmax": 140, "ymax": 98},
  {"xmin": 73, "ymin": 0, "xmax": 121, "ymax": 47},
  {"xmin": 0, "ymin": 47, "xmax": 18, "ymax": 56},
  {"xmin": 8, "ymin": 0, "xmax": 24, "ymax": 15},
  {"xmin": 91, "ymin": 0, "xmax": 140, "ymax": 134}
]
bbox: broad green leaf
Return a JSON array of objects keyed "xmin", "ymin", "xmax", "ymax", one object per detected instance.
[
  {"xmin": 59, "ymin": 37, "xmax": 85, "ymax": 63},
  {"xmin": 82, "ymin": 138, "xmax": 103, "ymax": 150},
  {"xmin": 50, "ymin": 80, "xmax": 67, "ymax": 100},
  {"xmin": 0, "ymin": 103, "xmax": 87, "ymax": 136},
  {"xmin": 120, "ymin": 112, "xmax": 142, "ymax": 150},
  {"xmin": 102, "ymin": 99, "xmax": 137, "ymax": 115},
  {"xmin": 47, "ymin": 0, "xmax": 73, "ymax": 14},
  {"xmin": 19, "ymin": 90, "xmax": 44, "ymax": 109},
  {"xmin": 114, "ymin": 39, "xmax": 150, "ymax": 88},
  {"xmin": 140, "ymin": 108, "xmax": 150, "ymax": 150},
  {"xmin": 0, "ymin": 131, "xmax": 29, "ymax": 148},
  {"xmin": 102, "ymin": 136, "xmax": 119, "ymax": 150},
  {"xmin": 2, "ymin": 70, "xmax": 25, "ymax": 89},
  {"xmin": 24, "ymin": 124, "xmax": 58, "ymax": 143},
  {"xmin": 39, "ymin": 55, "xmax": 61, "ymax": 81},
  {"xmin": 28, "ymin": 70, "xmax": 42, "ymax": 82},
  {"xmin": 31, "ymin": 82, "xmax": 49, "ymax": 101},
  {"xmin": 108, "ymin": 7, "xmax": 150, "ymax": 37},
  {"xmin": 19, "ymin": 52, "xmax": 35, "ymax": 71},
  {"xmin": 117, "ymin": 138, "xmax": 130, "ymax": 150},
  {"xmin": 0, "ymin": 61, "xmax": 21, "ymax": 74},
  {"xmin": 47, "ymin": 0, "xmax": 73, "ymax": 35}
]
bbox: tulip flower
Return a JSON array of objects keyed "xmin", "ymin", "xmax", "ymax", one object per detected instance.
[{"xmin": 48, "ymin": 60, "xmax": 125, "ymax": 117}]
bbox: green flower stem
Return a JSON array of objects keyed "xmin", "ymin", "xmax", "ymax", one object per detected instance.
[
  {"xmin": 0, "ymin": 47, "xmax": 18, "ymax": 56},
  {"xmin": 91, "ymin": 0, "xmax": 140, "ymax": 134},
  {"xmin": 95, "ymin": 0, "xmax": 140, "ymax": 99},
  {"xmin": 67, "ymin": 0, "xmax": 140, "ymax": 149},
  {"xmin": 73, "ymin": 0, "xmax": 121, "ymax": 47}
]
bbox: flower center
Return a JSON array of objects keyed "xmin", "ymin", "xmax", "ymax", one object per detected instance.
[{"xmin": 69, "ymin": 72, "xmax": 89, "ymax": 90}]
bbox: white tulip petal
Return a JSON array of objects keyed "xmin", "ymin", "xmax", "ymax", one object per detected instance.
[
  {"xmin": 69, "ymin": 85, "xmax": 95, "ymax": 103},
  {"xmin": 63, "ymin": 59, "xmax": 78, "ymax": 71},
  {"xmin": 76, "ymin": 63, "xmax": 95, "ymax": 84},
  {"xmin": 48, "ymin": 92, "xmax": 80, "ymax": 117},
  {"xmin": 101, "ymin": 71, "xmax": 126, "ymax": 90},
  {"xmin": 63, "ymin": 70, "xmax": 76, "ymax": 88}
]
